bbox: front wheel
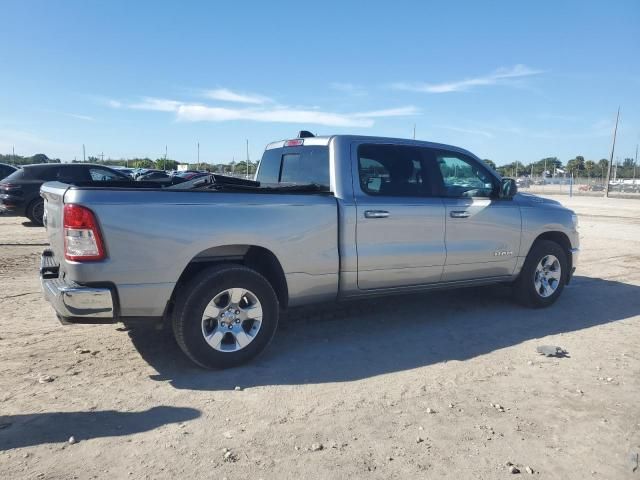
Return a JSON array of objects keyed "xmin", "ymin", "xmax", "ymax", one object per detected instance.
[
  {"xmin": 172, "ymin": 265, "xmax": 279, "ymax": 369},
  {"xmin": 513, "ymin": 240, "xmax": 568, "ymax": 308}
]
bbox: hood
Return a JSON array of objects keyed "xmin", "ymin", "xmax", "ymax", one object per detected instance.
[{"xmin": 515, "ymin": 192, "xmax": 566, "ymax": 209}]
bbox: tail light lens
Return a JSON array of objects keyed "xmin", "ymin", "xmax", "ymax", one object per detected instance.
[{"xmin": 63, "ymin": 204, "xmax": 106, "ymax": 261}]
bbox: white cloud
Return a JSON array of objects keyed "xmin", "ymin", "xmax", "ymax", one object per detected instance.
[
  {"xmin": 64, "ymin": 113, "xmax": 95, "ymax": 121},
  {"xmin": 177, "ymin": 105, "xmax": 375, "ymax": 127},
  {"xmin": 393, "ymin": 64, "xmax": 543, "ymax": 93},
  {"xmin": 111, "ymin": 95, "xmax": 419, "ymax": 128},
  {"xmin": 107, "ymin": 99, "xmax": 122, "ymax": 108},
  {"xmin": 330, "ymin": 82, "xmax": 367, "ymax": 96},
  {"xmin": 202, "ymin": 88, "xmax": 273, "ymax": 105},
  {"xmin": 129, "ymin": 97, "xmax": 182, "ymax": 112},
  {"xmin": 356, "ymin": 106, "xmax": 419, "ymax": 118}
]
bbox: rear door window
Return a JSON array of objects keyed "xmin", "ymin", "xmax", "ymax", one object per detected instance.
[{"xmin": 357, "ymin": 144, "xmax": 434, "ymax": 197}]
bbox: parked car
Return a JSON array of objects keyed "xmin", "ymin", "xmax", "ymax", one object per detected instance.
[
  {"xmin": 0, "ymin": 163, "xmax": 17, "ymax": 181},
  {"xmin": 137, "ymin": 170, "xmax": 170, "ymax": 181},
  {"xmin": 1, "ymin": 163, "xmax": 130, "ymax": 225},
  {"xmin": 39, "ymin": 133, "xmax": 579, "ymax": 369},
  {"xmin": 132, "ymin": 168, "xmax": 153, "ymax": 180},
  {"xmin": 113, "ymin": 167, "xmax": 135, "ymax": 178},
  {"xmin": 177, "ymin": 171, "xmax": 210, "ymax": 181}
]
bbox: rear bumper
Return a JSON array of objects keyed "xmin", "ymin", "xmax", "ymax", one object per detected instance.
[{"xmin": 40, "ymin": 250, "xmax": 115, "ymax": 324}]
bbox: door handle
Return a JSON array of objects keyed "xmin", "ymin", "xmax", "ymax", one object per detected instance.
[
  {"xmin": 450, "ymin": 210, "xmax": 470, "ymax": 218},
  {"xmin": 364, "ymin": 210, "xmax": 390, "ymax": 219}
]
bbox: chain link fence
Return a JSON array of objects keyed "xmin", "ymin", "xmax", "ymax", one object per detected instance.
[{"xmin": 517, "ymin": 176, "xmax": 640, "ymax": 199}]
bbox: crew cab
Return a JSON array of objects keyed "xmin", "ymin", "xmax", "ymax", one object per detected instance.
[{"xmin": 39, "ymin": 134, "xmax": 579, "ymax": 369}]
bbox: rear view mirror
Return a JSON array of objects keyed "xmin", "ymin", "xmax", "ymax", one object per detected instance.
[{"xmin": 500, "ymin": 178, "xmax": 518, "ymax": 199}]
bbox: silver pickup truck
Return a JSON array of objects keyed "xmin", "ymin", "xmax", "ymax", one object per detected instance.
[{"xmin": 40, "ymin": 133, "xmax": 579, "ymax": 369}]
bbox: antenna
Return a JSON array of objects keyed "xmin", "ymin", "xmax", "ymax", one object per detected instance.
[
  {"xmin": 413, "ymin": 124, "xmax": 416, "ymax": 140},
  {"xmin": 604, "ymin": 106, "xmax": 620, "ymax": 198},
  {"xmin": 246, "ymin": 139, "xmax": 250, "ymax": 177},
  {"xmin": 83, "ymin": 144, "xmax": 86, "ymax": 162}
]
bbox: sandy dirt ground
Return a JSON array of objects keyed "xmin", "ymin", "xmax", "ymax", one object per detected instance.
[{"xmin": 0, "ymin": 195, "xmax": 639, "ymax": 479}]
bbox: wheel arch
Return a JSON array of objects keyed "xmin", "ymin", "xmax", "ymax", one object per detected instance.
[
  {"xmin": 167, "ymin": 244, "xmax": 288, "ymax": 318},
  {"xmin": 529, "ymin": 231, "xmax": 573, "ymax": 281}
]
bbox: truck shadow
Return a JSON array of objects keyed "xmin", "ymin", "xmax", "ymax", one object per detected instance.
[
  {"xmin": 126, "ymin": 275, "xmax": 640, "ymax": 391},
  {"xmin": 0, "ymin": 406, "xmax": 200, "ymax": 450}
]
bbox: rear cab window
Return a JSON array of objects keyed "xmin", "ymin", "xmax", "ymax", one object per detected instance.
[{"xmin": 256, "ymin": 146, "xmax": 330, "ymax": 189}]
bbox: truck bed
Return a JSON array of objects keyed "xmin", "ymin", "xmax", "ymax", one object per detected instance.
[{"xmin": 40, "ymin": 181, "xmax": 340, "ymax": 318}]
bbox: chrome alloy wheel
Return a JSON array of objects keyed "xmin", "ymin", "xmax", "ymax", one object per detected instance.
[
  {"xmin": 201, "ymin": 288, "xmax": 263, "ymax": 352},
  {"xmin": 533, "ymin": 254, "xmax": 562, "ymax": 298}
]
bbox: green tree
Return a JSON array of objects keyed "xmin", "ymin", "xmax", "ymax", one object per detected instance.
[
  {"xmin": 131, "ymin": 158, "xmax": 156, "ymax": 169},
  {"xmin": 155, "ymin": 158, "xmax": 179, "ymax": 170},
  {"xmin": 584, "ymin": 160, "xmax": 596, "ymax": 178},
  {"xmin": 483, "ymin": 159, "xmax": 497, "ymax": 170},
  {"xmin": 566, "ymin": 156, "xmax": 585, "ymax": 175}
]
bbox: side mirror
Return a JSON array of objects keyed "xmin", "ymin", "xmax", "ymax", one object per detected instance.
[{"xmin": 500, "ymin": 178, "xmax": 518, "ymax": 199}]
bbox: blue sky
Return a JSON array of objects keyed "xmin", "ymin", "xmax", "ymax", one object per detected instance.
[{"xmin": 0, "ymin": 0, "xmax": 638, "ymax": 165}]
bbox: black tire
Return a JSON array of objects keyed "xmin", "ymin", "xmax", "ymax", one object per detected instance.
[
  {"xmin": 513, "ymin": 239, "xmax": 568, "ymax": 308},
  {"xmin": 172, "ymin": 265, "xmax": 279, "ymax": 369},
  {"xmin": 26, "ymin": 198, "xmax": 45, "ymax": 226}
]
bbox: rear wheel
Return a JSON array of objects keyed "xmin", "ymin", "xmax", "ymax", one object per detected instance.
[
  {"xmin": 172, "ymin": 265, "xmax": 279, "ymax": 369},
  {"xmin": 27, "ymin": 198, "xmax": 45, "ymax": 225},
  {"xmin": 513, "ymin": 240, "xmax": 568, "ymax": 308}
]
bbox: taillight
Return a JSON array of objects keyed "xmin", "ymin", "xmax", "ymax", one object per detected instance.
[
  {"xmin": 63, "ymin": 204, "xmax": 106, "ymax": 261},
  {"xmin": 284, "ymin": 139, "xmax": 304, "ymax": 147}
]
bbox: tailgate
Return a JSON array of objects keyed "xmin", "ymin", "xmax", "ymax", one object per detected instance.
[{"xmin": 40, "ymin": 181, "xmax": 70, "ymax": 262}]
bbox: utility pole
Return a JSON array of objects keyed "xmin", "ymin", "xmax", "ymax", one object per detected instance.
[
  {"xmin": 100, "ymin": 152, "xmax": 104, "ymax": 163},
  {"xmin": 12, "ymin": 145, "xmax": 15, "ymax": 165},
  {"xmin": 83, "ymin": 144, "xmax": 86, "ymax": 162},
  {"xmin": 604, "ymin": 107, "xmax": 620, "ymax": 198},
  {"xmin": 197, "ymin": 142, "xmax": 200, "ymax": 168},
  {"xmin": 413, "ymin": 124, "xmax": 416, "ymax": 140},
  {"xmin": 164, "ymin": 145, "xmax": 167, "ymax": 170},
  {"xmin": 634, "ymin": 144, "xmax": 638, "ymax": 180},
  {"xmin": 246, "ymin": 139, "xmax": 250, "ymax": 177}
]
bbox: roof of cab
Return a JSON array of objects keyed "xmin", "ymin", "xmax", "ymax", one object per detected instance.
[{"xmin": 264, "ymin": 134, "xmax": 478, "ymax": 160}]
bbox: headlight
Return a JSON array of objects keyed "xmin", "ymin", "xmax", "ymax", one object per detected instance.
[{"xmin": 571, "ymin": 213, "xmax": 578, "ymax": 230}]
